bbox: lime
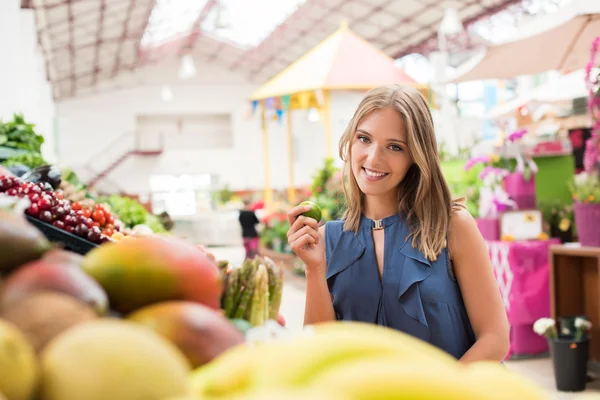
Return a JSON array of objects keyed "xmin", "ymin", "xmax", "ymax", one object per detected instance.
[{"xmin": 299, "ymin": 201, "xmax": 322, "ymax": 223}]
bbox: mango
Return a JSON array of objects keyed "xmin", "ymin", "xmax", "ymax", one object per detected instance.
[
  {"xmin": 40, "ymin": 319, "xmax": 191, "ymax": 400},
  {"xmin": 1, "ymin": 292, "xmax": 97, "ymax": 354},
  {"xmin": 0, "ymin": 209, "xmax": 51, "ymax": 274},
  {"xmin": 128, "ymin": 301, "xmax": 245, "ymax": 368},
  {"xmin": 82, "ymin": 236, "xmax": 223, "ymax": 313},
  {"xmin": 0, "ymin": 319, "xmax": 39, "ymax": 400},
  {"xmin": 0, "ymin": 259, "xmax": 108, "ymax": 315}
]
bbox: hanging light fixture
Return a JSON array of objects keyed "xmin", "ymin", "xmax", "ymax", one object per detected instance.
[
  {"xmin": 439, "ymin": 7, "xmax": 463, "ymax": 36},
  {"xmin": 178, "ymin": 54, "xmax": 197, "ymax": 80},
  {"xmin": 214, "ymin": 0, "xmax": 232, "ymax": 31}
]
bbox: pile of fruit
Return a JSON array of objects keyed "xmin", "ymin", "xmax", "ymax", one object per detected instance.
[
  {"xmin": 0, "ymin": 201, "xmax": 289, "ymax": 400},
  {"xmin": 0, "ymin": 175, "xmax": 125, "ymax": 244}
]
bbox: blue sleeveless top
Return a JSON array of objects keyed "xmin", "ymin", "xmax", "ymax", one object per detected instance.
[{"xmin": 325, "ymin": 213, "xmax": 476, "ymax": 359}]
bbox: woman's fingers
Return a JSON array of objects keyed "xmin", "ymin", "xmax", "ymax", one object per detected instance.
[
  {"xmin": 290, "ymin": 233, "xmax": 316, "ymax": 252},
  {"xmin": 287, "ymin": 205, "xmax": 311, "ymax": 226},
  {"xmin": 288, "ymin": 224, "xmax": 319, "ymax": 245},
  {"xmin": 288, "ymin": 215, "xmax": 318, "ymax": 238}
]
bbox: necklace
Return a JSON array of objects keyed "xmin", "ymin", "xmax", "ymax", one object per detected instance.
[{"xmin": 372, "ymin": 219, "xmax": 384, "ymax": 230}]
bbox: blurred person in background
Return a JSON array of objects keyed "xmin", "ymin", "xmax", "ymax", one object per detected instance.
[{"xmin": 239, "ymin": 197, "xmax": 259, "ymax": 259}]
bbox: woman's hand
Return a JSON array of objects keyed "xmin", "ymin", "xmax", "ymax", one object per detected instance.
[{"xmin": 287, "ymin": 204, "xmax": 325, "ymax": 272}]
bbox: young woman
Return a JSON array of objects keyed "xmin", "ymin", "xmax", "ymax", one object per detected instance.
[{"xmin": 287, "ymin": 85, "xmax": 509, "ymax": 363}]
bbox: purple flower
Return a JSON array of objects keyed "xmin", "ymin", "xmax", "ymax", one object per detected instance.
[
  {"xmin": 464, "ymin": 155, "xmax": 490, "ymax": 171},
  {"xmin": 508, "ymin": 129, "xmax": 528, "ymax": 142}
]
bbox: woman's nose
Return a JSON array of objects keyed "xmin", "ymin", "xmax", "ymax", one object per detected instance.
[{"xmin": 366, "ymin": 144, "xmax": 383, "ymax": 162}]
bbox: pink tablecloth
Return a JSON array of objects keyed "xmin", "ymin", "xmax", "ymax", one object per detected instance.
[{"xmin": 486, "ymin": 239, "xmax": 559, "ymax": 359}]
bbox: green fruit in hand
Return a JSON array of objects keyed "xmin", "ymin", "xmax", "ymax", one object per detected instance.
[{"xmin": 299, "ymin": 201, "xmax": 322, "ymax": 223}]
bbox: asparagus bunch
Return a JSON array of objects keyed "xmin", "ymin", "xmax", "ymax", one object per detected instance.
[{"xmin": 221, "ymin": 256, "xmax": 284, "ymax": 326}]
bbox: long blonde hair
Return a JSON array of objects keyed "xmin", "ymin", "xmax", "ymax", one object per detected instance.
[{"xmin": 339, "ymin": 84, "xmax": 462, "ymax": 261}]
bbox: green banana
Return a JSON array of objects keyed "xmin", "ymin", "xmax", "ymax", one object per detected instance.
[
  {"xmin": 233, "ymin": 266, "xmax": 256, "ymax": 319},
  {"xmin": 249, "ymin": 264, "xmax": 269, "ymax": 326},
  {"xmin": 223, "ymin": 267, "xmax": 240, "ymax": 318}
]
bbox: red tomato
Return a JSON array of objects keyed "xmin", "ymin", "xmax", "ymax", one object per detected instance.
[
  {"xmin": 92, "ymin": 210, "xmax": 105, "ymax": 222},
  {"xmin": 103, "ymin": 228, "xmax": 114, "ymax": 237},
  {"xmin": 72, "ymin": 202, "xmax": 82, "ymax": 211},
  {"xmin": 82, "ymin": 209, "xmax": 92, "ymax": 218}
]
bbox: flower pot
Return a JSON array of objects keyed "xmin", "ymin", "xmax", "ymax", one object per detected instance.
[
  {"xmin": 503, "ymin": 172, "xmax": 536, "ymax": 209},
  {"xmin": 573, "ymin": 202, "xmax": 600, "ymax": 247},
  {"xmin": 476, "ymin": 218, "xmax": 499, "ymax": 241},
  {"xmin": 550, "ymin": 224, "xmax": 574, "ymax": 244},
  {"xmin": 549, "ymin": 336, "xmax": 589, "ymax": 392}
]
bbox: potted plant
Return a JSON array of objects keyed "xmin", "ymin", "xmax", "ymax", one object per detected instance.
[
  {"xmin": 539, "ymin": 201, "xmax": 574, "ymax": 243},
  {"xmin": 533, "ymin": 317, "xmax": 592, "ymax": 392},
  {"xmin": 571, "ymin": 36, "xmax": 600, "ymax": 247}
]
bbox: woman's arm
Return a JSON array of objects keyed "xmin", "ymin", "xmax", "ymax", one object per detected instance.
[
  {"xmin": 303, "ymin": 225, "xmax": 336, "ymax": 325},
  {"xmin": 449, "ymin": 208, "xmax": 510, "ymax": 363}
]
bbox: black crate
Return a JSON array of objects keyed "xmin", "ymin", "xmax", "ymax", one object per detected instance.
[{"xmin": 26, "ymin": 215, "xmax": 98, "ymax": 255}]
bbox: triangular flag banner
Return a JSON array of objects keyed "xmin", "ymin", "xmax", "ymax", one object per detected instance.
[
  {"xmin": 314, "ymin": 89, "xmax": 325, "ymax": 106},
  {"xmin": 251, "ymin": 100, "xmax": 259, "ymax": 113},
  {"xmin": 298, "ymin": 92, "xmax": 311, "ymax": 109},
  {"xmin": 276, "ymin": 109, "xmax": 284, "ymax": 125},
  {"xmin": 274, "ymin": 97, "xmax": 283, "ymax": 110},
  {"xmin": 265, "ymin": 98, "xmax": 275, "ymax": 109},
  {"xmin": 281, "ymin": 95, "xmax": 291, "ymax": 110}
]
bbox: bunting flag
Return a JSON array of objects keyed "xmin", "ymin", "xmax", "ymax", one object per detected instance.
[
  {"xmin": 281, "ymin": 95, "xmax": 291, "ymax": 110},
  {"xmin": 298, "ymin": 91, "xmax": 311, "ymax": 109},
  {"xmin": 314, "ymin": 89, "xmax": 325, "ymax": 106},
  {"xmin": 275, "ymin": 109, "xmax": 285, "ymax": 125},
  {"xmin": 251, "ymin": 100, "xmax": 259, "ymax": 114},
  {"xmin": 265, "ymin": 97, "xmax": 275, "ymax": 109}
]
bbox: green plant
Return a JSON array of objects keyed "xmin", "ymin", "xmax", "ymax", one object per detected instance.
[
  {"xmin": 539, "ymin": 200, "xmax": 573, "ymax": 232},
  {"xmin": 0, "ymin": 113, "xmax": 45, "ymax": 153},
  {"xmin": 213, "ymin": 185, "xmax": 234, "ymax": 205},
  {"xmin": 2, "ymin": 153, "xmax": 48, "ymax": 169},
  {"xmin": 259, "ymin": 219, "xmax": 290, "ymax": 252},
  {"xmin": 571, "ymin": 172, "xmax": 600, "ymax": 204},
  {"xmin": 311, "ymin": 157, "xmax": 337, "ymax": 195}
]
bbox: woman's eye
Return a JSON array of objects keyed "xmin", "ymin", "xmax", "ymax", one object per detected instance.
[
  {"xmin": 357, "ymin": 135, "xmax": 369, "ymax": 143},
  {"xmin": 389, "ymin": 144, "xmax": 402, "ymax": 152}
]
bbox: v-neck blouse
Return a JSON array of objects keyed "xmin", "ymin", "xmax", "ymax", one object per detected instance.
[{"xmin": 324, "ymin": 214, "xmax": 476, "ymax": 360}]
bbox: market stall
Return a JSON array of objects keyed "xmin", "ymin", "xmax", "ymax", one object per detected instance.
[{"xmin": 248, "ymin": 22, "xmax": 424, "ymax": 208}]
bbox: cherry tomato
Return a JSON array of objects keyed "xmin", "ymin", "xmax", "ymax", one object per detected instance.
[
  {"xmin": 106, "ymin": 214, "xmax": 114, "ymax": 225},
  {"xmin": 99, "ymin": 217, "xmax": 106, "ymax": 226},
  {"xmin": 55, "ymin": 192, "xmax": 64, "ymax": 200},
  {"xmin": 82, "ymin": 209, "xmax": 92, "ymax": 218},
  {"xmin": 72, "ymin": 202, "xmax": 82, "ymax": 211},
  {"xmin": 92, "ymin": 222, "xmax": 100, "ymax": 228},
  {"xmin": 95, "ymin": 204, "xmax": 105, "ymax": 212},
  {"xmin": 103, "ymin": 228, "xmax": 114, "ymax": 237},
  {"xmin": 105, "ymin": 224, "xmax": 114, "ymax": 231},
  {"xmin": 92, "ymin": 210, "xmax": 105, "ymax": 223}
]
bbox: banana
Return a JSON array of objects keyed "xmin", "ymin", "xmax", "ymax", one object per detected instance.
[
  {"xmin": 248, "ymin": 264, "xmax": 269, "ymax": 326},
  {"xmin": 305, "ymin": 357, "xmax": 500, "ymax": 400},
  {"xmin": 249, "ymin": 324, "xmax": 456, "ymax": 390},
  {"xmin": 188, "ymin": 343, "xmax": 264, "ymax": 398}
]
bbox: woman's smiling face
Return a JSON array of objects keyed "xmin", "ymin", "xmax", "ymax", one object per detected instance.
[{"xmin": 350, "ymin": 107, "xmax": 413, "ymax": 198}]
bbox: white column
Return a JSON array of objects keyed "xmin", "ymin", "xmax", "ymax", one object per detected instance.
[{"xmin": 0, "ymin": 0, "xmax": 22, "ymax": 120}]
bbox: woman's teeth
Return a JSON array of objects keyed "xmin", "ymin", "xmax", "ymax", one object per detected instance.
[{"xmin": 364, "ymin": 168, "xmax": 388, "ymax": 178}]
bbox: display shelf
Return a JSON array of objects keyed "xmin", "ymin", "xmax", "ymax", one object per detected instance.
[{"xmin": 26, "ymin": 215, "xmax": 98, "ymax": 255}]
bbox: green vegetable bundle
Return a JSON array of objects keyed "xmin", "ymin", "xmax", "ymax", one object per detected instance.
[
  {"xmin": 0, "ymin": 113, "xmax": 45, "ymax": 153},
  {"xmin": 222, "ymin": 256, "xmax": 284, "ymax": 327},
  {"xmin": 101, "ymin": 194, "xmax": 165, "ymax": 232}
]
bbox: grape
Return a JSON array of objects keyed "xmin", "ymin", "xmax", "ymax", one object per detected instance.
[
  {"xmin": 63, "ymin": 214, "xmax": 76, "ymax": 226},
  {"xmin": 74, "ymin": 224, "xmax": 89, "ymax": 237},
  {"xmin": 53, "ymin": 220, "xmax": 65, "ymax": 230},
  {"xmin": 26, "ymin": 203, "xmax": 40, "ymax": 217},
  {"xmin": 38, "ymin": 196, "xmax": 52, "ymax": 210},
  {"xmin": 39, "ymin": 210, "xmax": 53, "ymax": 223}
]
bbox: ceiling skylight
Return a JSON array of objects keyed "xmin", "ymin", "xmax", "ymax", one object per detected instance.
[
  {"xmin": 141, "ymin": 0, "xmax": 306, "ymax": 50},
  {"xmin": 468, "ymin": 0, "xmax": 573, "ymax": 44},
  {"xmin": 200, "ymin": 0, "xmax": 306, "ymax": 48}
]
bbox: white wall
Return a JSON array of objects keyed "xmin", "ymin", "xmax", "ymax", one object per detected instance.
[
  {"xmin": 57, "ymin": 58, "xmax": 364, "ymax": 195},
  {"xmin": 0, "ymin": 3, "xmax": 56, "ymax": 161}
]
